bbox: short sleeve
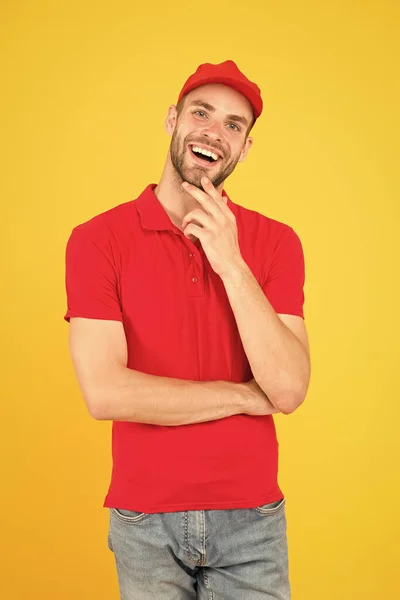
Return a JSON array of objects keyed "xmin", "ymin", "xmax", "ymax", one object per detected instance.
[
  {"xmin": 64, "ymin": 224, "xmax": 123, "ymax": 323},
  {"xmin": 261, "ymin": 225, "xmax": 305, "ymax": 319}
]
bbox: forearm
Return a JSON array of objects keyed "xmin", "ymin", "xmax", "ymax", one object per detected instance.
[
  {"xmin": 221, "ymin": 259, "xmax": 310, "ymax": 414},
  {"xmin": 92, "ymin": 369, "xmax": 279, "ymax": 425}
]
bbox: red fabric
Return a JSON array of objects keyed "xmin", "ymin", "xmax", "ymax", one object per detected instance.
[
  {"xmin": 64, "ymin": 184, "xmax": 305, "ymax": 513},
  {"xmin": 178, "ymin": 60, "xmax": 263, "ymax": 119}
]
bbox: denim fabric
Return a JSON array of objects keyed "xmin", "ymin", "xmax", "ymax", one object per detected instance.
[{"xmin": 108, "ymin": 498, "xmax": 290, "ymax": 599}]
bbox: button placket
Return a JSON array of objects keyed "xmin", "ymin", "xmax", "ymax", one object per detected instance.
[{"xmin": 181, "ymin": 237, "xmax": 204, "ymax": 297}]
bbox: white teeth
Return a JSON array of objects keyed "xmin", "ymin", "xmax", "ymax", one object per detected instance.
[{"xmin": 192, "ymin": 146, "xmax": 219, "ymax": 161}]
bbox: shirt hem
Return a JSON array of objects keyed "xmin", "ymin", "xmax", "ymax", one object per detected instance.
[{"xmin": 103, "ymin": 494, "xmax": 285, "ymax": 513}]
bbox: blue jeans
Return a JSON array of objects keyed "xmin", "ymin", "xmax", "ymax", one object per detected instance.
[{"xmin": 107, "ymin": 498, "xmax": 290, "ymax": 599}]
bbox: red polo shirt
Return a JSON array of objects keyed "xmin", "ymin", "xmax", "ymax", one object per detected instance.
[{"xmin": 64, "ymin": 183, "xmax": 305, "ymax": 513}]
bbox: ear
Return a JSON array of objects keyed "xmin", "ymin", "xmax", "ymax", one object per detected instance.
[
  {"xmin": 238, "ymin": 136, "xmax": 254, "ymax": 163},
  {"xmin": 165, "ymin": 105, "xmax": 178, "ymax": 135}
]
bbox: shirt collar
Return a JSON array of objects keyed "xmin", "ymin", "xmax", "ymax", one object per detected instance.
[{"xmin": 136, "ymin": 183, "xmax": 237, "ymax": 232}]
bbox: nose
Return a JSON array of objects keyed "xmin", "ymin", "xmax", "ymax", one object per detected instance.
[{"xmin": 201, "ymin": 119, "xmax": 223, "ymax": 142}]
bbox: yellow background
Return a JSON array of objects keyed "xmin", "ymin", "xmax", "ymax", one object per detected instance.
[{"xmin": 1, "ymin": 1, "xmax": 399, "ymax": 598}]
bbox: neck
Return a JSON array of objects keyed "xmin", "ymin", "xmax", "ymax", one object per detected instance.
[{"xmin": 154, "ymin": 152, "xmax": 224, "ymax": 232}]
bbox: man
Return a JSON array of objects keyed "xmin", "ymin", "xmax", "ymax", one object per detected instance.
[{"xmin": 64, "ymin": 60, "xmax": 311, "ymax": 599}]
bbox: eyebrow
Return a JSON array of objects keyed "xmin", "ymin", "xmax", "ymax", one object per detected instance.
[{"xmin": 188, "ymin": 99, "xmax": 249, "ymax": 128}]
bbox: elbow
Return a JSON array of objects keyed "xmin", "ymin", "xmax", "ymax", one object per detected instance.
[
  {"xmin": 270, "ymin": 387, "xmax": 308, "ymax": 415},
  {"xmin": 87, "ymin": 401, "xmax": 104, "ymax": 421},
  {"xmin": 265, "ymin": 373, "xmax": 310, "ymax": 415},
  {"xmin": 85, "ymin": 390, "xmax": 109, "ymax": 421},
  {"xmin": 88, "ymin": 404, "xmax": 107, "ymax": 421},
  {"xmin": 278, "ymin": 397, "xmax": 304, "ymax": 415}
]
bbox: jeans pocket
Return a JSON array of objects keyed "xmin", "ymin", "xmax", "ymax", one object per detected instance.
[
  {"xmin": 254, "ymin": 497, "xmax": 286, "ymax": 514},
  {"xmin": 110, "ymin": 507, "xmax": 149, "ymax": 523}
]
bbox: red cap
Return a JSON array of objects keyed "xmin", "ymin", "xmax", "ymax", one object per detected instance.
[{"xmin": 177, "ymin": 60, "xmax": 263, "ymax": 120}]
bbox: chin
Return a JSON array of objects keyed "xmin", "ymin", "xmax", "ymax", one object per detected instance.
[
  {"xmin": 179, "ymin": 168, "xmax": 203, "ymax": 187},
  {"xmin": 191, "ymin": 167, "xmax": 221, "ymax": 187}
]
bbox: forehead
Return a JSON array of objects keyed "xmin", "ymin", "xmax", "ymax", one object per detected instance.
[{"xmin": 184, "ymin": 83, "xmax": 253, "ymax": 120}]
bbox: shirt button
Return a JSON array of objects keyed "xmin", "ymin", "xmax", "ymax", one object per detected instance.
[
  {"xmin": 189, "ymin": 253, "xmax": 195, "ymax": 259},
  {"xmin": 191, "ymin": 276, "xmax": 198, "ymax": 283}
]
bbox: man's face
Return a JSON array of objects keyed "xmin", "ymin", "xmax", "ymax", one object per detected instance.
[{"xmin": 168, "ymin": 83, "xmax": 254, "ymax": 189}]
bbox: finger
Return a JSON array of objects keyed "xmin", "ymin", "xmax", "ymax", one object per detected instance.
[
  {"xmin": 200, "ymin": 177, "xmax": 223, "ymax": 204},
  {"xmin": 183, "ymin": 222, "xmax": 206, "ymax": 240},
  {"xmin": 181, "ymin": 181, "xmax": 220, "ymax": 217},
  {"xmin": 182, "ymin": 209, "xmax": 213, "ymax": 231},
  {"xmin": 200, "ymin": 177, "xmax": 234, "ymax": 220}
]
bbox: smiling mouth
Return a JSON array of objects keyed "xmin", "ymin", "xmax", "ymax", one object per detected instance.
[{"xmin": 188, "ymin": 144, "xmax": 222, "ymax": 167}]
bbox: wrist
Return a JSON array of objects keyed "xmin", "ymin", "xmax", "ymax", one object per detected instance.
[{"xmin": 220, "ymin": 256, "xmax": 250, "ymax": 283}]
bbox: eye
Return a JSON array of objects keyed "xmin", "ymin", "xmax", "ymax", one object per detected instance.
[
  {"xmin": 194, "ymin": 110, "xmax": 207, "ymax": 118},
  {"xmin": 227, "ymin": 122, "xmax": 240, "ymax": 132}
]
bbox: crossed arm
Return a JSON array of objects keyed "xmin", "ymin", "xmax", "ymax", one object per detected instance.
[
  {"xmin": 221, "ymin": 258, "xmax": 311, "ymax": 415},
  {"xmin": 68, "ymin": 260, "xmax": 310, "ymax": 424},
  {"xmin": 68, "ymin": 317, "xmax": 281, "ymax": 426}
]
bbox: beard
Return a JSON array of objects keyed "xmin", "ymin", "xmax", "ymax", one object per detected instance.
[{"xmin": 169, "ymin": 128, "xmax": 242, "ymax": 189}]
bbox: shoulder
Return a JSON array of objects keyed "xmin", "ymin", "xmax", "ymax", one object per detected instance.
[
  {"xmin": 65, "ymin": 196, "xmax": 144, "ymax": 267},
  {"xmin": 70, "ymin": 199, "xmax": 137, "ymax": 240},
  {"xmin": 232, "ymin": 200, "xmax": 302, "ymax": 252}
]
